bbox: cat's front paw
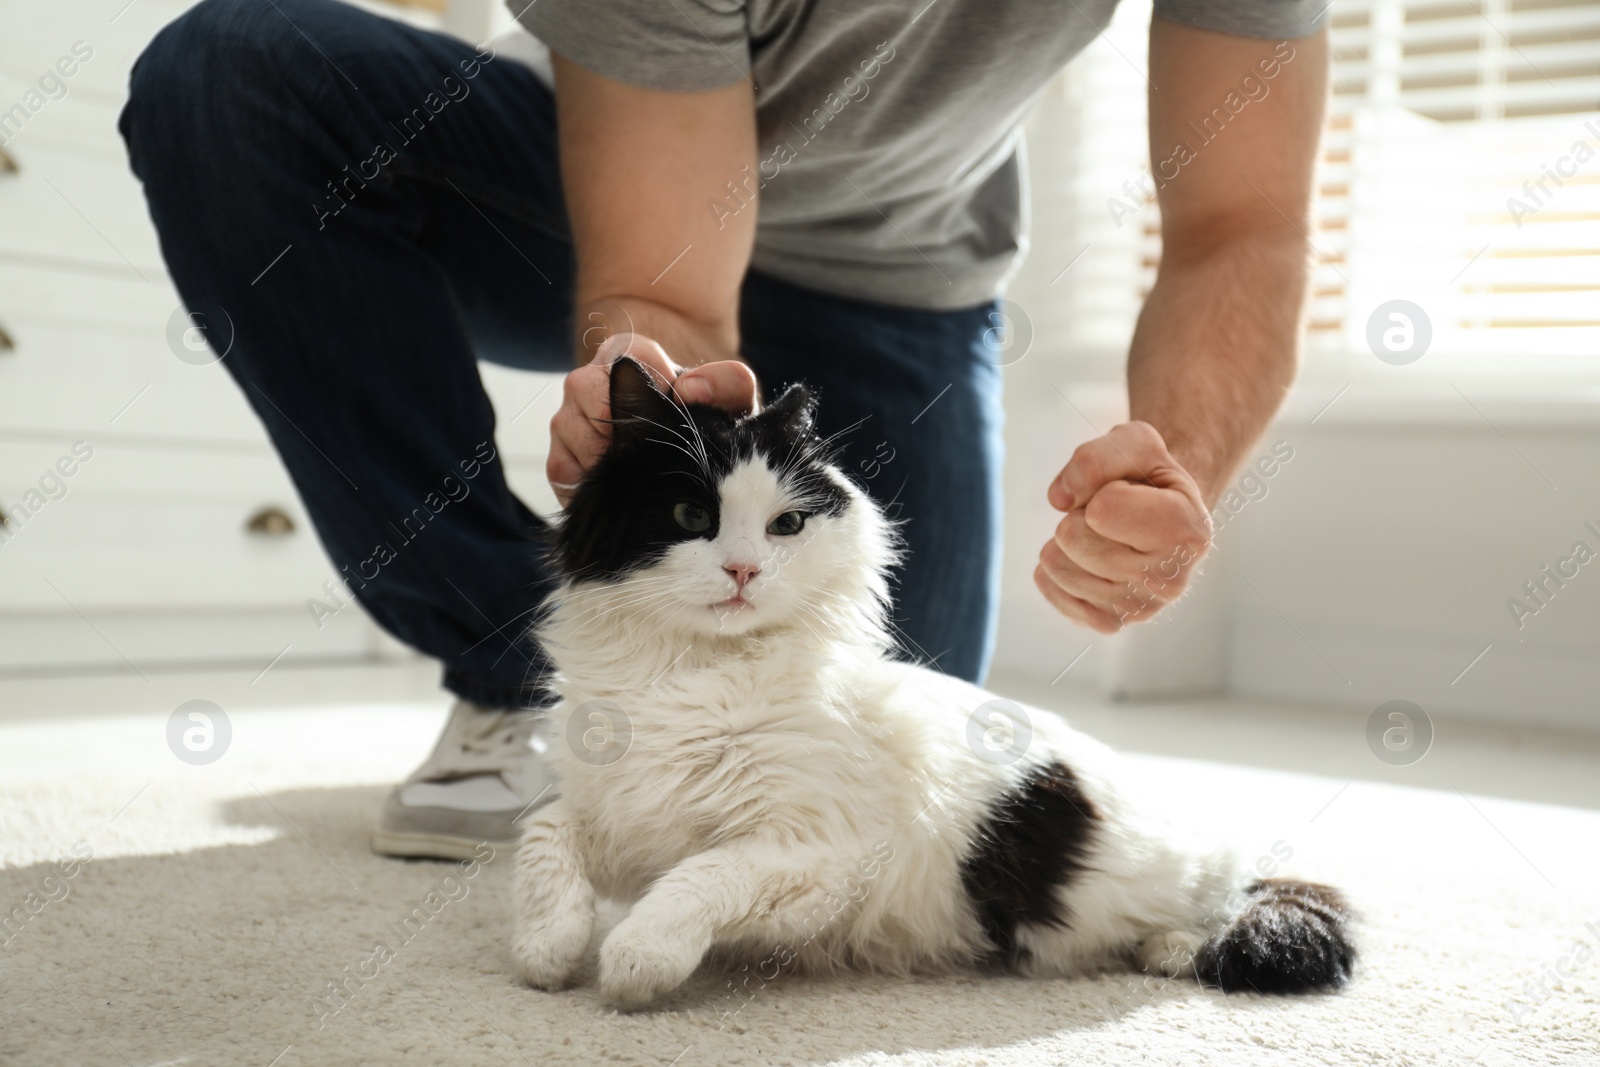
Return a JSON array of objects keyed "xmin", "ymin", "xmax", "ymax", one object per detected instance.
[
  {"xmin": 513, "ymin": 907, "xmax": 595, "ymax": 991},
  {"xmin": 598, "ymin": 922, "xmax": 708, "ymax": 1009}
]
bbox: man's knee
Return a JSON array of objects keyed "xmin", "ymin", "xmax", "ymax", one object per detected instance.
[{"xmin": 121, "ymin": 0, "xmax": 320, "ymax": 159}]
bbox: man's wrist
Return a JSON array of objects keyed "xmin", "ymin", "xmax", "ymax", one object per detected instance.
[
  {"xmin": 1165, "ymin": 439, "xmax": 1229, "ymax": 511},
  {"xmin": 573, "ymin": 294, "xmax": 740, "ymax": 368},
  {"xmin": 1128, "ymin": 244, "xmax": 1302, "ymax": 513}
]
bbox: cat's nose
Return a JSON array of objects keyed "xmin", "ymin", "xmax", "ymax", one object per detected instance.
[{"xmin": 724, "ymin": 562, "xmax": 761, "ymax": 589}]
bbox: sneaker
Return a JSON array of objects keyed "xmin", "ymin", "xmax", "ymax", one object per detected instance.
[{"xmin": 370, "ymin": 699, "xmax": 558, "ymax": 861}]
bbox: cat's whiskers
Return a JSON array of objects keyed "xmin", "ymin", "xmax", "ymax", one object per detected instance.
[
  {"xmin": 554, "ymin": 572, "xmax": 693, "ymax": 629},
  {"xmin": 589, "ymin": 593, "xmax": 707, "ymax": 662},
  {"xmin": 786, "ymin": 579, "xmax": 891, "ymax": 652},
  {"xmin": 620, "ymin": 407, "xmax": 698, "ymax": 458},
  {"xmin": 767, "ymin": 582, "xmax": 856, "ymax": 647},
  {"xmin": 638, "ymin": 432, "xmax": 714, "ymax": 487},
  {"xmin": 563, "ymin": 567, "xmax": 733, "ymax": 640},
  {"xmin": 640, "ymin": 383, "xmax": 713, "ymax": 478},
  {"xmin": 663, "ymin": 386, "xmax": 715, "ymax": 475},
  {"xmin": 785, "ymin": 416, "xmax": 865, "ymax": 483},
  {"xmin": 771, "ymin": 433, "xmax": 810, "ymax": 488},
  {"xmin": 558, "ymin": 582, "xmax": 692, "ymax": 636},
  {"xmin": 558, "ymin": 571, "xmax": 685, "ymax": 611},
  {"xmin": 615, "ymin": 404, "xmax": 717, "ymax": 489},
  {"xmin": 783, "ymin": 604, "xmax": 834, "ymax": 648}
]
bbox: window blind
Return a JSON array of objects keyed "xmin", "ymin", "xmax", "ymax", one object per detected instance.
[
  {"xmin": 1313, "ymin": 0, "xmax": 1600, "ymax": 368},
  {"xmin": 1028, "ymin": 0, "xmax": 1600, "ymax": 375}
]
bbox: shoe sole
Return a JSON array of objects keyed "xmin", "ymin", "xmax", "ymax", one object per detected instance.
[{"xmin": 370, "ymin": 828, "xmax": 517, "ymax": 862}]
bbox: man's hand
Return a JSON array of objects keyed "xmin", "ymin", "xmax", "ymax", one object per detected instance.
[
  {"xmin": 546, "ymin": 333, "xmax": 758, "ymax": 506},
  {"xmin": 1035, "ymin": 422, "xmax": 1212, "ymax": 633}
]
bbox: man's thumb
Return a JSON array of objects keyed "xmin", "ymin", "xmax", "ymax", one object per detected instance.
[
  {"xmin": 677, "ymin": 376, "xmax": 713, "ymax": 404},
  {"xmin": 675, "ymin": 361, "xmax": 760, "ymax": 415}
]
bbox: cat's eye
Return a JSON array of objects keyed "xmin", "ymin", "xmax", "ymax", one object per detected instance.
[
  {"xmin": 767, "ymin": 511, "xmax": 807, "ymax": 536},
  {"xmin": 672, "ymin": 502, "xmax": 712, "ymax": 533}
]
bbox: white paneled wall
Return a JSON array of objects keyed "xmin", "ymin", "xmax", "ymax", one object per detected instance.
[{"xmin": 0, "ymin": 0, "xmax": 558, "ymax": 678}]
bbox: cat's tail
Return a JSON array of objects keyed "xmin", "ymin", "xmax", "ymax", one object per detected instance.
[{"xmin": 1191, "ymin": 878, "xmax": 1356, "ymax": 994}]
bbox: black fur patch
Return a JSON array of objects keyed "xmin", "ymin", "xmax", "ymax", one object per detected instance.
[
  {"xmin": 553, "ymin": 358, "xmax": 849, "ymax": 583},
  {"xmin": 959, "ymin": 760, "xmax": 1099, "ymax": 967},
  {"xmin": 1195, "ymin": 878, "xmax": 1356, "ymax": 994}
]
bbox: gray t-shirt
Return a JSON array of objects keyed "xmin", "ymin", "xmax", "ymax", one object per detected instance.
[{"xmin": 512, "ymin": 0, "xmax": 1327, "ymax": 310}]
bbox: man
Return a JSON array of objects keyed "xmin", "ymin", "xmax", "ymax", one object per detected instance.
[{"xmin": 120, "ymin": 0, "xmax": 1325, "ymax": 860}]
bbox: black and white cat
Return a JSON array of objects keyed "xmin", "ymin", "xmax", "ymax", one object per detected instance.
[{"xmin": 511, "ymin": 357, "xmax": 1354, "ymax": 1008}]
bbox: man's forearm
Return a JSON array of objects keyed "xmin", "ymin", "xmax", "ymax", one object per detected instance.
[
  {"xmin": 1126, "ymin": 232, "xmax": 1307, "ymax": 507},
  {"xmin": 1037, "ymin": 20, "xmax": 1322, "ymax": 629},
  {"xmin": 552, "ymin": 53, "xmax": 756, "ymax": 372}
]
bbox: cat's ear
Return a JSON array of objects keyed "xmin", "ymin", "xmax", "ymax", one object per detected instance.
[
  {"xmin": 760, "ymin": 382, "xmax": 817, "ymax": 439},
  {"xmin": 608, "ymin": 357, "xmax": 682, "ymax": 444}
]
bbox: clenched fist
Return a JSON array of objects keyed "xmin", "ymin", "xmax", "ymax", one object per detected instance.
[
  {"xmin": 1035, "ymin": 421, "xmax": 1213, "ymax": 633},
  {"xmin": 546, "ymin": 333, "xmax": 759, "ymax": 506}
]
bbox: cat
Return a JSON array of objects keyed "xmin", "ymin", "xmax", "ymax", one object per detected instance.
[{"xmin": 511, "ymin": 357, "xmax": 1354, "ymax": 1009}]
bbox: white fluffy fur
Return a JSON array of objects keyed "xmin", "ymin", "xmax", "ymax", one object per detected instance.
[{"xmin": 513, "ymin": 457, "xmax": 1246, "ymax": 1008}]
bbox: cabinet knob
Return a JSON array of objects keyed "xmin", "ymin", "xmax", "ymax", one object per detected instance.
[
  {"xmin": 0, "ymin": 323, "xmax": 12, "ymax": 352},
  {"xmin": 0, "ymin": 147, "xmax": 16, "ymax": 175},
  {"xmin": 245, "ymin": 506, "xmax": 296, "ymax": 537}
]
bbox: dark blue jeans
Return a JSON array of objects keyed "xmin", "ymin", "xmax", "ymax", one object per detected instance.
[{"xmin": 120, "ymin": 0, "xmax": 1004, "ymax": 706}]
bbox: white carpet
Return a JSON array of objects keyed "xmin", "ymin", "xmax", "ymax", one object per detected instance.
[{"xmin": 3, "ymin": 697, "xmax": 1598, "ymax": 1066}]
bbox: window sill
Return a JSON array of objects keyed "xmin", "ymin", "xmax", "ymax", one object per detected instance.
[
  {"xmin": 1039, "ymin": 381, "xmax": 1600, "ymax": 432},
  {"xmin": 1280, "ymin": 383, "xmax": 1600, "ymax": 429}
]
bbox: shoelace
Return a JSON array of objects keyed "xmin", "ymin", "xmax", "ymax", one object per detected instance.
[{"xmin": 426, "ymin": 709, "xmax": 542, "ymax": 779}]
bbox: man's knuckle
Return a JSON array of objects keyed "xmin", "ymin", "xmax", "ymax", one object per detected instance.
[
  {"xmin": 1125, "ymin": 419, "xmax": 1160, "ymax": 444},
  {"xmin": 1168, "ymin": 519, "xmax": 1192, "ymax": 543},
  {"xmin": 1071, "ymin": 450, "xmax": 1103, "ymax": 488}
]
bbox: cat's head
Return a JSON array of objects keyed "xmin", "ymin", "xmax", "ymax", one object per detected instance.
[{"xmin": 547, "ymin": 357, "xmax": 895, "ymax": 647}]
